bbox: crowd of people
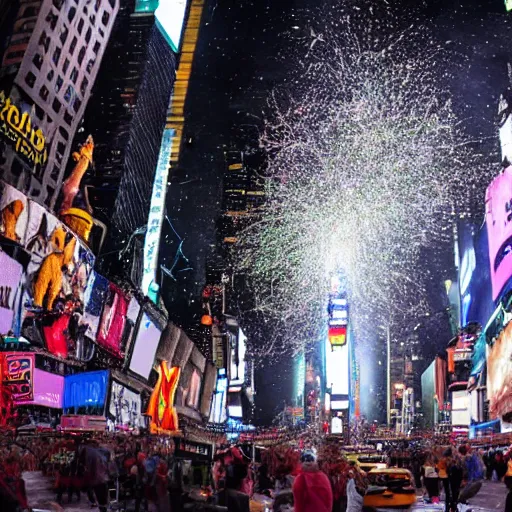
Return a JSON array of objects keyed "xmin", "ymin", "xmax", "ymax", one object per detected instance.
[{"xmin": 1, "ymin": 434, "xmax": 512, "ymax": 511}]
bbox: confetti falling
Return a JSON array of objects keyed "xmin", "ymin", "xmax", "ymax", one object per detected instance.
[{"xmin": 234, "ymin": 3, "xmax": 495, "ymax": 359}]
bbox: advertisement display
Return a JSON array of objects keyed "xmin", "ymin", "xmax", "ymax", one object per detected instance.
[
  {"xmin": 485, "ymin": 168, "xmax": 512, "ymax": 300},
  {"xmin": 129, "ymin": 312, "xmax": 162, "ymax": 379},
  {"xmin": 230, "ymin": 328, "xmax": 246, "ymax": 385},
  {"xmin": 109, "ymin": 380, "xmax": 144, "ymax": 428},
  {"xmin": 0, "ymin": 251, "xmax": 23, "ymax": 335},
  {"xmin": 30, "ymin": 369, "xmax": 64, "ymax": 409},
  {"xmin": 96, "ymin": 283, "xmax": 128, "ymax": 358},
  {"xmin": 0, "ymin": 352, "xmax": 34, "ymax": 403},
  {"xmin": 147, "ymin": 361, "xmax": 180, "ymax": 433},
  {"xmin": 487, "ymin": 321, "xmax": 512, "ymax": 419},
  {"xmin": 82, "ymin": 272, "xmax": 109, "ymax": 340},
  {"xmin": 186, "ymin": 368, "xmax": 201, "ymax": 409},
  {"xmin": 155, "ymin": 0, "xmax": 188, "ymax": 52},
  {"xmin": 325, "ymin": 337, "xmax": 349, "ymax": 395},
  {"xmin": 142, "ymin": 128, "xmax": 174, "ymax": 296},
  {"xmin": 209, "ymin": 371, "xmax": 227, "ymax": 424},
  {"xmin": 63, "ymin": 370, "xmax": 109, "ymax": 414},
  {"xmin": 451, "ymin": 390, "xmax": 470, "ymax": 426}
]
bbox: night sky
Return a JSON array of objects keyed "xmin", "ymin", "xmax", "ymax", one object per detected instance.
[{"xmin": 162, "ymin": 0, "xmax": 512, "ymax": 424}]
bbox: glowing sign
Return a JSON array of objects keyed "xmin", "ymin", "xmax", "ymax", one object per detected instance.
[
  {"xmin": 331, "ymin": 417, "xmax": 343, "ymax": 434},
  {"xmin": 485, "ymin": 167, "xmax": 512, "ymax": 300},
  {"xmin": 326, "ymin": 338, "xmax": 349, "ymax": 395},
  {"xmin": 155, "ymin": 0, "xmax": 188, "ymax": 53},
  {"xmin": 506, "ymin": 0, "xmax": 512, "ymax": 13},
  {"xmin": 147, "ymin": 361, "xmax": 180, "ymax": 433},
  {"xmin": 459, "ymin": 247, "xmax": 475, "ymax": 295},
  {"xmin": 0, "ymin": 91, "xmax": 48, "ymax": 166},
  {"xmin": 142, "ymin": 128, "xmax": 174, "ymax": 297},
  {"xmin": 328, "ymin": 325, "xmax": 347, "ymax": 347}
]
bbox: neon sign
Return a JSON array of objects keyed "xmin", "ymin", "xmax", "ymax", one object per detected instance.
[
  {"xmin": 147, "ymin": 361, "xmax": 180, "ymax": 433},
  {"xmin": 0, "ymin": 91, "xmax": 48, "ymax": 167},
  {"xmin": 485, "ymin": 167, "xmax": 512, "ymax": 300}
]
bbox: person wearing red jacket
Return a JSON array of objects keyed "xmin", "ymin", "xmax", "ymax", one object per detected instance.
[{"xmin": 293, "ymin": 450, "xmax": 333, "ymax": 512}]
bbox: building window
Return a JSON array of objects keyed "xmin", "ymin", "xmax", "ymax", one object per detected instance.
[
  {"xmin": 95, "ymin": 0, "xmax": 101, "ymax": 11},
  {"xmin": 52, "ymin": 0, "xmax": 64, "ymax": 9},
  {"xmin": 64, "ymin": 110, "xmax": 73, "ymax": 126},
  {"xmin": 62, "ymin": 58, "xmax": 70, "ymax": 73},
  {"xmin": 55, "ymin": 75, "xmax": 64, "ymax": 93},
  {"xmin": 85, "ymin": 27, "xmax": 92, "ymax": 43},
  {"xmin": 77, "ymin": 18, "xmax": 84, "ymax": 34},
  {"xmin": 24, "ymin": 72, "xmax": 36, "ymax": 88},
  {"xmin": 39, "ymin": 85, "xmax": 49, "ymax": 101},
  {"xmin": 101, "ymin": 10, "xmax": 110, "ymax": 26},
  {"xmin": 52, "ymin": 97, "xmax": 61, "ymax": 113},
  {"xmin": 44, "ymin": 187, "xmax": 54, "ymax": 207},
  {"xmin": 98, "ymin": 27, "xmax": 105, "ymax": 38},
  {"xmin": 47, "ymin": 69, "xmax": 54, "ymax": 82},
  {"xmin": 68, "ymin": 6, "xmax": 76, "ymax": 22},
  {"xmin": 69, "ymin": 36, "xmax": 77, "ymax": 55},
  {"xmin": 52, "ymin": 46, "xmax": 61, "ymax": 65},
  {"xmin": 89, "ymin": 14, "xmax": 96, "ymax": 25},
  {"xmin": 86, "ymin": 59, "xmax": 95, "ymax": 74},
  {"xmin": 108, "ymin": 0, "xmax": 115, "ymax": 8},
  {"xmin": 38, "ymin": 31, "xmax": 50, "ymax": 52},
  {"xmin": 56, "ymin": 141, "xmax": 66, "ymax": 157},
  {"xmin": 77, "ymin": 46, "xmax": 86, "ymax": 65},
  {"xmin": 59, "ymin": 126, "xmax": 69, "ymax": 140},
  {"xmin": 80, "ymin": 77, "xmax": 89, "ymax": 96},
  {"xmin": 35, "ymin": 105, "xmax": 44, "ymax": 121},
  {"xmin": 45, "ymin": 10, "xmax": 58, "ymax": 30},
  {"xmin": 50, "ymin": 165, "xmax": 60, "ymax": 181},
  {"xmin": 59, "ymin": 25, "xmax": 69, "ymax": 45},
  {"xmin": 72, "ymin": 96, "xmax": 82, "ymax": 113},
  {"xmin": 93, "ymin": 41, "xmax": 100, "ymax": 55},
  {"xmin": 21, "ymin": 20, "xmax": 36, "ymax": 31},
  {"xmin": 64, "ymin": 85, "xmax": 75, "ymax": 104},
  {"xmin": 70, "ymin": 67, "xmax": 78, "ymax": 84},
  {"xmin": 32, "ymin": 53, "xmax": 43, "ymax": 70}
]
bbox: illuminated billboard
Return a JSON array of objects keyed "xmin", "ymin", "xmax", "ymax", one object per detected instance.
[
  {"xmin": 128, "ymin": 312, "xmax": 162, "ymax": 380},
  {"xmin": 485, "ymin": 168, "xmax": 512, "ymax": 300},
  {"xmin": 155, "ymin": 0, "xmax": 188, "ymax": 53},
  {"xmin": 142, "ymin": 128, "xmax": 174, "ymax": 297},
  {"xmin": 487, "ymin": 321, "xmax": 512, "ymax": 419},
  {"xmin": 325, "ymin": 336, "xmax": 349, "ymax": 396}
]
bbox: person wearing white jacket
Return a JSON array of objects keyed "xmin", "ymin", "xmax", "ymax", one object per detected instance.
[{"xmin": 346, "ymin": 473, "xmax": 363, "ymax": 512}]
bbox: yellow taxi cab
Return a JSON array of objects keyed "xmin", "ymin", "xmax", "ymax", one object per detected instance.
[
  {"xmin": 363, "ymin": 468, "xmax": 417, "ymax": 509},
  {"xmin": 346, "ymin": 452, "xmax": 387, "ymax": 473}
]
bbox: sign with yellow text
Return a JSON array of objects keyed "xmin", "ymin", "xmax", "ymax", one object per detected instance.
[{"xmin": 0, "ymin": 91, "xmax": 48, "ymax": 167}]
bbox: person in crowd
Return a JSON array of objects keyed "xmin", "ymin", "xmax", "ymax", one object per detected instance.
[
  {"xmin": 460, "ymin": 445, "xmax": 484, "ymax": 482},
  {"xmin": 421, "ymin": 453, "xmax": 440, "ymax": 504},
  {"xmin": 256, "ymin": 464, "xmax": 273, "ymax": 494},
  {"xmin": 346, "ymin": 469, "xmax": 363, "ymax": 512},
  {"xmin": 505, "ymin": 474, "xmax": 512, "ymax": 512},
  {"xmin": 82, "ymin": 440, "xmax": 110, "ymax": 512},
  {"xmin": 293, "ymin": 450, "xmax": 333, "ymax": 512},
  {"xmin": 495, "ymin": 451, "xmax": 508, "ymax": 481},
  {"xmin": 448, "ymin": 452, "xmax": 464, "ymax": 512},
  {"xmin": 217, "ymin": 462, "xmax": 251, "ymax": 512},
  {"xmin": 438, "ymin": 448, "xmax": 451, "ymax": 511}
]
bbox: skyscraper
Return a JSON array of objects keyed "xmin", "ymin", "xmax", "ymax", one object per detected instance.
[{"xmin": 0, "ymin": 0, "xmax": 119, "ymax": 208}]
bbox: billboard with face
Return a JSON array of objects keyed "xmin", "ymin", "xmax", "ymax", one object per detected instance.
[
  {"xmin": 485, "ymin": 168, "xmax": 512, "ymax": 300},
  {"xmin": 109, "ymin": 380, "xmax": 144, "ymax": 428},
  {"xmin": 487, "ymin": 321, "xmax": 512, "ymax": 419},
  {"xmin": 0, "ymin": 181, "xmax": 95, "ymax": 355}
]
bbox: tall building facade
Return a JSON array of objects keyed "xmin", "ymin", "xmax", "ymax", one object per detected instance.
[{"xmin": 0, "ymin": 0, "xmax": 118, "ymax": 208}]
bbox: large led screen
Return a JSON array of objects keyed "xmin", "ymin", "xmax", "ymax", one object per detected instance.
[
  {"xmin": 485, "ymin": 168, "xmax": 512, "ymax": 300},
  {"xmin": 155, "ymin": 0, "xmax": 187, "ymax": 52},
  {"xmin": 129, "ymin": 312, "xmax": 161, "ymax": 380},
  {"xmin": 109, "ymin": 380, "xmax": 144, "ymax": 428},
  {"xmin": 30, "ymin": 369, "xmax": 64, "ymax": 409},
  {"xmin": 325, "ymin": 337, "xmax": 349, "ymax": 395},
  {"xmin": 0, "ymin": 251, "xmax": 23, "ymax": 335},
  {"xmin": 487, "ymin": 321, "xmax": 512, "ymax": 419},
  {"xmin": 63, "ymin": 370, "xmax": 109, "ymax": 413}
]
